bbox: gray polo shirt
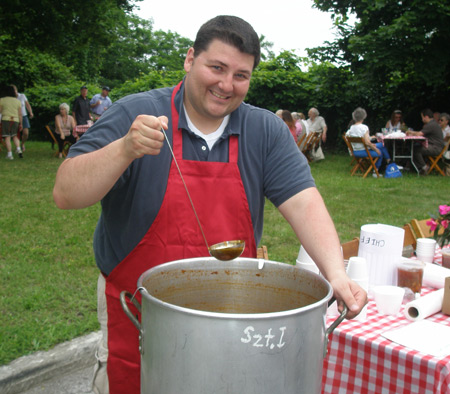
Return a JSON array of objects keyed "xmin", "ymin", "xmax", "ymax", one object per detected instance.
[{"xmin": 68, "ymin": 81, "xmax": 315, "ymax": 275}]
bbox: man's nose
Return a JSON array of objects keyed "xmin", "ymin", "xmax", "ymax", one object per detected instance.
[{"xmin": 218, "ymin": 73, "xmax": 233, "ymax": 92}]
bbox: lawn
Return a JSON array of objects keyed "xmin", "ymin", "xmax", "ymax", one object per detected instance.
[{"xmin": 0, "ymin": 141, "xmax": 447, "ymax": 365}]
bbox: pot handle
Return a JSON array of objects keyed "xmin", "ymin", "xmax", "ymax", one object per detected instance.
[
  {"xmin": 324, "ymin": 298, "xmax": 348, "ymax": 358},
  {"xmin": 120, "ymin": 291, "xmax": 142, "ymax": 331}
]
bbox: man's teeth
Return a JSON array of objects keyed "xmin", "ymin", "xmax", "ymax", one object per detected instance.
[{"xmin": 211, "ymin": 91, "xmax": 227, "ymax": 99}]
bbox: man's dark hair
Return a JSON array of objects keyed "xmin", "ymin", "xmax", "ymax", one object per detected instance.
[
  {"xmin": 193, "ymin": 15, "xmax": 261, "ymax": 69},
  {"xmin": 4, "ymin": 85, "xmax": 16, "ymax": 98},
  {"xmin": 421, "ymin": 108, "xmax": 434, "ymax": 118}
]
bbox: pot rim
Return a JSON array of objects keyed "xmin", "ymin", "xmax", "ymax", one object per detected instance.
[{"xmin": 137, "ymin": 257, "xmax": 333, "ymax": 320}]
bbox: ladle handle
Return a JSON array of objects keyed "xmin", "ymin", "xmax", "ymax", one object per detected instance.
[{"xmin": 160, "ymin": 127, "xmax": 209, "ymax": 250}]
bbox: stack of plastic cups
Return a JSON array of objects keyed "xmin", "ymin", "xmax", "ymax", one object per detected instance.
[
  {"xmin": 296, "ymin": 245, "xmax": 320, "ymax": 274},
  {"xmin": 346, "ymin": 256, "xmax": 369, "ymax": 321},
  {"xmin": 416, "ymin": 238, "xmax": 437, "ymax": 264}
]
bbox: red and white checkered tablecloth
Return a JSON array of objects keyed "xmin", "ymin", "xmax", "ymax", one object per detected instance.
[
  {"xmin": 380, "ymin": 134, "xmax": 428, "ymax": 148},
  {"xmin": 73, "ymin": 124, "xmax": 90, "ymax": 137},
  {"xmin": 322, "ymin": 248, "xmax": 450, "ymax": 394}
]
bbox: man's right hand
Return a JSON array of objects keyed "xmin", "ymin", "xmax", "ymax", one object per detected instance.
[{"xmin": 122, "ymin": 115, "xmax": 168, "ymax": 160}]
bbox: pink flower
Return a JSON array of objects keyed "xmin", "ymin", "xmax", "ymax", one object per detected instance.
[
  {"xmin": 427, "ymin": 218, "xmax": 438, "ymax": 231},
  {"xmin": 442, "ymin": 220, "xmax": 449, "ymax": 229},
  {"xmin": 439, "ymin": 205, "xmax": 450, "ymax": 216}
]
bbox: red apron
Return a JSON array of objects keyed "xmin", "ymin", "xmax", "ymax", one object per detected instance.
[{"xmin": 104, "ymin": 82, "xmax": 257, "ymax": 393}]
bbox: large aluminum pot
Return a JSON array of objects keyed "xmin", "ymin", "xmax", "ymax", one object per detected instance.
[{"xmin": 121, "ymin": 257, "xmax": 346, "ymax": 394}]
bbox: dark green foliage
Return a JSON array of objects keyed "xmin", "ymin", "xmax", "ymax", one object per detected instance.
[
  {"xmin": 310, "ymin": 0, "xmax": 450, "ymax": 128},
  {"xmin": 1, "ymin": 0, "xmax": 449, "ymax": 148}
]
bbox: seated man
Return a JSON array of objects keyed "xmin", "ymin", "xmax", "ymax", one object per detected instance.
[
  {"xmin": 346, "ymin": 107, "xmax": 393, "ymax": 177},
  {"xmin": 406, "ymin": 108, "xmax": 445, "ymax": 175}
]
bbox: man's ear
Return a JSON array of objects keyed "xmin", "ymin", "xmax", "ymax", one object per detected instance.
[{"xmin": 184, "ymin": 47, "xmax": 195, "ymax": 73}]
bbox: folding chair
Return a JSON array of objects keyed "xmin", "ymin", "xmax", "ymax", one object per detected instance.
[
  {"xmin": 46, "ymin": 125, "xmax": 71, "ymax": 157},
  {"xmin": 345, "ymin": 136, "xmax": 380, "ymax": 178},
  {"xmin": 302, "ymin": 132, "xmax": 322, "ymax": 162},
  {"xmin": 403, "ymin": 223, "xmax": 417, "ymax": 250},
  {"xmin": 410, "ymin": 218, "xmax": 444, "ymax": 239},
  {"xmin": 343, "ymin": 134, "xmax": 359, "ymax": 172},
  {"xmin": 426, "ymin": 136, "xmax": 450, "ymax": 176},
  {"xmin": 341, "ymin": 238, "xmax": 360, "ymax": 260},
  {"xmin": 296, "ymin": 132, "xmax": 307, "ymax": 151},
  {"xmin": 256, "ymin": 245, "xmax": 269, "ymax": 260}
]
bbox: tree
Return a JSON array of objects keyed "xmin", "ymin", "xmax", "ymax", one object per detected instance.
[
  {"xmin": 145, "ymin": 30, "xmax": 193, "ymax": 71},
  {"xmin": 310, "ymin": 0, "xmax": 450, "ymax": 128},
  {"xmin": 0, "ymin": 1, "xmax": 195, "ymax": 91},
  {"xmin": 0, "ymin": 0, "xmax": 138, "ymax": 82}
]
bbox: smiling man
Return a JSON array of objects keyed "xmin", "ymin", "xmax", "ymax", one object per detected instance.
[{"xmin": 53, "ymin": 15, "xmax": 367, "ymax": 394}]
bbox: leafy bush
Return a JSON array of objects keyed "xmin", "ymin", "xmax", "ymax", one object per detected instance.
[{"xmin": 0, "ymin": 35, "xmax": 74, "ymax": 89}]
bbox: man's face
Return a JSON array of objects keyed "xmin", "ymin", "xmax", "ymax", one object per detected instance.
[
  {"xmin": 102, "ymin": 89, "xmax": 109, "ymax": 97},
  {"xmin": 183, "ymin": 39, "xmax": 254, "ymax": 130},
  {"xmin": 81, "ymin": 88, "xmax": 88, "ymax": 98},
  {"xmin": 421, "ymin": 114, "xmax": 430, "ymax": 124},
  {"xmin": 308, "ymin": 109, "xmax": 315, "ymax": 119}
]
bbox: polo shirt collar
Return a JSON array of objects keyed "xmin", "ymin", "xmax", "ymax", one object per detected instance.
[{"xmin": 174, "ymin": 79, "xmax": 242, "ymax": 138}]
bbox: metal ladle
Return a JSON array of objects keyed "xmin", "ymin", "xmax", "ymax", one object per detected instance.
[{"xmin": 160, "ymin": 127, "xmax": 245, "ymax": 261}]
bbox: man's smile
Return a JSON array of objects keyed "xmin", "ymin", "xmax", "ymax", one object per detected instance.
[{"xmin": 210, "ymin": 90, "xmax": 229, "ymax": 100}]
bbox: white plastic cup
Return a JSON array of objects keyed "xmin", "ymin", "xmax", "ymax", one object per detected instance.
[
  {"xmin": 295, "ymin": 259, "xmax": 320, "ymax": 274},
  {"xmin": 416, "ymin": 252, "xmax": 434, "ymax": 264},
  {"xmin": 346, "ymin": 256, "xmax": 368, "ymax": 280},
  {"xmin": 296, "ymin": 245, "xmax": 320, "ymax": 274},
  {"xmin": 346, "ymin": 257, "xmax": 369, "ymax": 321},
  {"xmin": 297, "ymin": 245, "xmax": 314, "ymax": 264},
  {"xmin": 416, "ymin": 238, "xmax": 437, "ymax": 252},
  {"xmin": 416, "ymin": 238, "xmax": 436, "ymax": 264},
  {"xmin": 373, "ymin": 285, "xmax": 405, "ymax": 315}
]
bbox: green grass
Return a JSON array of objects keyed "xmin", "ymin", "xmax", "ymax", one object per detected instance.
[
  {"xmin": 0, "ymin": 142, "xmax": 448, "ymax": 365},
  {"xmin": 260, "ymin": 154, "xmax": 448, "ymax": 264},
  {"xmin": 0, "ymin": 142, "xmax": 101, "ymax": 365}
]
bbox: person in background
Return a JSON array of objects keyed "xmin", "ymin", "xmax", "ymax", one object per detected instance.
[
  {"xmin": 12, "ymin": 85, "xmax": 34, "ymax": 152},
  {"xmin": 53, "ymin": 15, "xmax": 366, "ymax": 394},
  {"xmin": 299, "ymin": 112, "xmax": 310, "ymax": 134},
  {"xmin": 0, "ymin": 85, "xmax": 23, "ymax": 160},
  {"xmin": 307, "ymin": 107, "xmax": 327, "ymax": 141},
  {"xmin": 275, "ymin": 109, "xmax": 282, "ymax": 118},
  {"xmin": 292, "ymin": 112, "xmax": 308, "ymax": 150},
  {"xmin": 90, "ymin": 87, "xmax": 113, "ymax": 122},
  {"xmin": 346, "ymin": 107, "xmax": 393, "ymax": 177},
  {"xmin": 440, "ymin": 113, "xmax": 450, "ymax": 160},
  {"xmin": 439, "ymin": 113, "xmax": 450, "ymax": 138},
  {"xmin": 72, "ymin": 85, "xmax": 92, "ymax": 125},
  {"xmin": 281, "ymin": 110, "xmax": 297, "ymax": 142},
  {"xmin": 54, "ymin": 103, "xmax": 77, "ymax": 159},
  {"xmin": 385, "ymin": 110, "xmax": 406, "ymax": 131},
  {"xmin": 433, "ymin": 111, "xmax": 441, "ymax": 123},
  {"xmin": 406, "ymin": 108, "xmax": 445, "ymax": 175},
  {"xmin": 292, "ymin": 112, "xmax": 306, "ymax": 139},
  {"xmin": 307, "ymin": 107, "xmax": 327, "ymax": 160}
]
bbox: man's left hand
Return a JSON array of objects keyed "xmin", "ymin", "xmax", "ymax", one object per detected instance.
[{"xmin": 329, "ymin": 273, "xmax": 368, "ymax": 319}]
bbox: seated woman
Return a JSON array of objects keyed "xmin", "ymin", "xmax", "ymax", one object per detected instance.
[
  {"xmin": 54, "ymin": 103, "xmax": 77, "ymax": 158},
  {"xmin": 440, "ymin": 113, "xmax": 450, "ymax": 138},
  {"xmin": 347, "ymin": 107, "xmax": 393, "ymax": 176},
  {"xmin": 385, "ymin": 109, "xmax": 407, "ymax": 132},
  {"xmin": 439, "ymin": 113, "xmax": 450, "ymax": 160},
  {"xmin": 281, "ymin": 110, "xmax": 298, "ymax": 143},
  {"xmin": 292, "ymin": 112, "xmax": 306, "ymax": 138}
]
